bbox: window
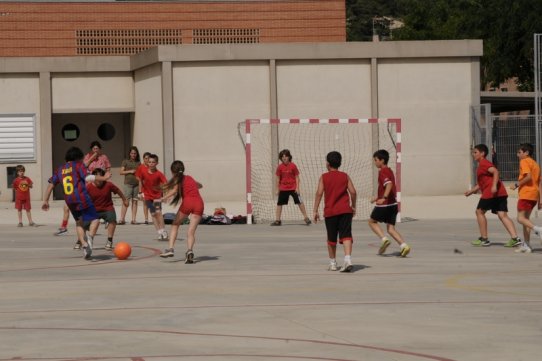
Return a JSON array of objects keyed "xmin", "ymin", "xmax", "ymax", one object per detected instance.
[{"xmin": 0, "ymin": 114, "xmax": 36, "ymax": 163}]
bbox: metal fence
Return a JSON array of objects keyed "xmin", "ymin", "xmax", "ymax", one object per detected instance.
[{"xmin": 471, "ymin": 107, "xmax": 538, "ymax": 181}]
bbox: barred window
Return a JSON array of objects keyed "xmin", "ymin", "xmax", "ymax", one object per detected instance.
[
  {"xmin": 193, "ymin": 28, "xmax": 260, "ymax": 44},
  {"xmin": 76, "ymin": 29, "xmax": 182, "ymax": 55}
]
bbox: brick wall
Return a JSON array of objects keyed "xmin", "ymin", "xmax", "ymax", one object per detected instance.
[{"xmin": 0, "ymin": 0, "xmax": 346, "ymax": 56}]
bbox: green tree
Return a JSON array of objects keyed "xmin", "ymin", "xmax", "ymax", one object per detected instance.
[
  {"xmin": 346, "ymin": 0, "xmax": 399, "ymax": 41},
  {"xmin": 347, "ymin": 0, "xmax": 542, "ymax": 90}
]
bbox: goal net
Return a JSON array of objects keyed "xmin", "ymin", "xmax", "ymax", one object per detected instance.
[{"xmin": 245, "ymin": 118, "xmax": 401, "ymax": 224}]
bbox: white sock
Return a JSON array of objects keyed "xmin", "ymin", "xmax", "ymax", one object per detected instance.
[
  {"xmin": 400, "ymin": 243, "xmax": 408, "ymax": 250},
  {"xmin": 329, "ymin": 258, "xmax": 336, "ymax": 264},
  {"xmin": 158, "ymin": 228, "xmax": 165, "ymax": 235},
  {"xmin": 344, "ymin": 255, "xmax": 351, "ymax": 263},
  {"xmin": 382, "ymin": 236, "xmax": 389, "ymax": 242}
]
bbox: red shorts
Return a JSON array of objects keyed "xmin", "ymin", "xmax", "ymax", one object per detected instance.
[
  {"xmin": 179, "ymin": 197, "xmax": 204, "ymax": 216},
  {"xmin": 15, "ymin": 199, "xmax": 31, "ymax": 211},
  {"xmin": 517, "ymin": 199, "xmax": 537, "ymax": 212}
]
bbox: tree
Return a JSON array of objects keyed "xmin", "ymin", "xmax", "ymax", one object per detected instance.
[{"xmin": 346, "ymin": 0, "xmax": 542, "ymax": 90}]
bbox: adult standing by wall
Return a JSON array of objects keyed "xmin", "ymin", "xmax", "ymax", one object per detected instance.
[
  {"xmin": 84, "ymin": 141, "xmax": 111, "ymax": 173},
  {"xmin": 118, "ymin": 146, "xmax": 141, "ymax": 224}
]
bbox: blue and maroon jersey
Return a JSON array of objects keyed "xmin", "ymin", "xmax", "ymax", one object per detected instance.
[{"xmin": 49, "ymin": 161, "xmax": 93, "ymax": 210}]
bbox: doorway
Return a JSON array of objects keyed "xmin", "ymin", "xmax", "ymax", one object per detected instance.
[{"xmin": 51, "ymin": 112, "xmax": 132, "ymax": 200}]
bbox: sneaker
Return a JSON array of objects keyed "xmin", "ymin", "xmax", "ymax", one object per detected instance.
[
  {"xmin": 270, "ymin": 220, "xmax": 282, "ymax": 226},
  {"xmin": 328, "ymin": 262, "xmax": 338, "ymax": 271},
  {"xmin": 160, "ymin": 248, "xmax": 175, "ymax": 258},
  {"xmin": 378, "ymin": 239, "xmax": 391, "ymax": 255},
  {"xmin": 73, "ymin": 240, "xmax": 82, "ymax": 250},
  {"xmin": 185, "ymin": 249, "xmax": 194, "ymax": 264},
  {"xmin": 400, "ymin": 244, "xmax": 411, "ymax": 257},
  {"xmin": 144, "ymin": 220, "xmax": 149, "ymax": 225},
  {"xmin": 55, "ymin": 228, "xmax": 68, "ymax": 236},
  {"xmin": 105, "ymin": 241, "xmax": 113, "ymax": 250},
  {"xmin": 304, "ymin": 218, "xmax": 312, "ymax": 225},
  {"xmin": 82, "ymin": 246, "xmax": 92, "ymax": 260},
  {"xmin": 339, "ymin": 260, "xmax": 353, "ymax": 273},
  {"xmin": 515, "ymin": 244, "xmax": 532, "ymax": 253},
  {"xmin": 159, "ymin": 232, "xmax": 168, "ymax": 241},
  {"xmin": 471, "ymin": 237, "xmax": 491, "ymax": 247},
  {"xmin": 17, "ymin": 223, "xmax": 23, "ymax": 227},
  {"xmin": 504, "ymin": 238, "xmax": 521, "ymax": 248}
]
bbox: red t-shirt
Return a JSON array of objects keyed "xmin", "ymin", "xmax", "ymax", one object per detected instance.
[
  {"xmin": 13, "ymin": 176, "xmax": 33, "ymax": 201},
  {"xmin": 322, "ymin": 170, "xmax": 353, "ymax": 217},
  {"xmin": 182, "ymin": 175, "xmax": 203, "ymax": 200},
  {"xmin": 275, "ymin": 162, "xmax": 299, "ymax": 191},
  {"xmin": 477, "ymin": 158, "xmax": 507, "ymax": 199},
  {"xmin": 377, "ymin": 167, "xmax": 397, "ymax": 206},
  {"xmin": 87, "ymin": 182, "xmax": 120, "ymax": 212},
  {"xmin": 135, "ymin": 163, "xmax": 147, "ymax": 179},
  {"xmin": 139, "ymin": 169, "xmax": 167, "ymax": 200}
]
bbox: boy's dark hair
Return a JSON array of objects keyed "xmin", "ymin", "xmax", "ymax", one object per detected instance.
[
  {"xmin": 92, "ymin": 168, "xmax": 105, "ymax": 176},
  {"xmin": 278, "ymin": 149, "xmax": 292, "ymax": 161},
  {"xmin": 15, "ymin": 164, "xmax": 25, "ymax": 172},
  {"xmin": 373, "ymin": 149, "xmax": 390, "ymax": 165},
  {"xmin": 90, "ymin": 140, "xmax": 102, "ymax": 150},
  {"xmin": 65, "ymin": 147, "xmax": 84, "ymax": 162},
  {"xmin": 326, "ymin": 151, "xmax": 342, "ymax": 168},
  {"xmin": 474, "ymin": 144, "xmax": 489, "ymax": 157},
  {"xmin": 519, "ymin": 143, "xmax": 534, "ymax": 156},
  {"xmin": 148, "ymin": 153, "xmax": 159, "ymax": 162},
  {"xmin": 143, "ymin": 151, "xmax": 151, "ymax": 158}
]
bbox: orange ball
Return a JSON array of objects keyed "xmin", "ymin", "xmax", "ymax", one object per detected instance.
[{"xmin": 114, "ymin": 242, "xmax": 132, "ymax": 260}]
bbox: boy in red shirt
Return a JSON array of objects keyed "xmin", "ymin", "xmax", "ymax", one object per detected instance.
[
  {"xmin": 87, "ymin": 168, "xmax": 129, "ymax": 250},
  {"xmin": 465, "ymin": 144, "xmax": 520, "ymax": 247},
  {"xmin": 313, "ymin": 151, "xmax": 357, "ymax": 272},
  {"xmin": 137, "ymin": 154, "xmax": 168, "ymax": 241},
  {"xmin": 271, "ymin": 149, "xmax": 311, "ymax": 226},
  {"xmin": 13, "ymin": 164, "xmax": 35, "ymax": 227},
  {"xmin": 369, "ymin": 150, "xmax": 411, "ymax": 257}
]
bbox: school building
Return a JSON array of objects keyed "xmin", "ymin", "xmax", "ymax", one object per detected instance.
[{"xmin": 0, "ymin": 40, "xmax": 483, "ymax": 209}]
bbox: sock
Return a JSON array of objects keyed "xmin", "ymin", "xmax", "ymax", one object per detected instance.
[
  {"xmin": 329, "ymin": 258, "xmax": 336, "ymax": 264},
  {"xmin": 344, "ymin": 255, "xmax": 351, "ymax": 263},
  {"xmin": 158, "ymin": 228, "xmax": 165, "ymax": 235},
  {"xmin": 61, "ymin": 220, "xmax": 68, "ymax": 228},
  {"xmin": 400, "ymin": 243, "xmax": 408, "ymax": 250},
  {"xmin": 382, "ymin": 236, "xmax": 389, "ymax": 242}
]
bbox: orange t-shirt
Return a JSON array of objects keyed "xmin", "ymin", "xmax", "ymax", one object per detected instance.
[{"xmin": 518, "ymin": 157, "xmax": 540, "ymax": 201}]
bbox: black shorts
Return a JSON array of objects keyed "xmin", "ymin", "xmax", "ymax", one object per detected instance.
[
  {"xmin": 370, "ymin": 205, "xmax": 398, "ymax": 225},
  {"xmin": 477, "ymin": 196, "xmax": 508, "ymax": 214},
  {"xmin": 277, "ymin": 190, "xmax": 302, "ymax": 205},
  {"xmin": 324, "ymin": 213, "xmax": 353, "ymax": 245}
]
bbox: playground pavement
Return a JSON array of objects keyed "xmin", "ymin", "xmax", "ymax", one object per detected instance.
[{"xmin": 1, "ymin": 196, "xmax": 541, "ymax": 361}]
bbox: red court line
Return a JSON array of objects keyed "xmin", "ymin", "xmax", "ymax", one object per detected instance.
[{"xmin": 0, "ymin": 326, "xmax": 458, "ymax": 361}]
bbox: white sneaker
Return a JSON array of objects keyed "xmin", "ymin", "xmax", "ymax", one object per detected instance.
[
  {"xmin": 515, "ymin": 244, "xmax": 532, "ymax": 253},
  {"xmin": 328, "ymin": 262, "xmax": 338, "ymax": 271},
  {"xmin": 339, "ymin": 260, "xmax": 353, "ymax": 273}
]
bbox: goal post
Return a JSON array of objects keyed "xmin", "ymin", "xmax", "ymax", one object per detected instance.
[{"xmin": 245, "ymin": 118, "xmax": 401, "ymax": 225}]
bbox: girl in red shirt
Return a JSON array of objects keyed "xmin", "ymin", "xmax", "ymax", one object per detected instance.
[{"xmin": 159, "ymin": 160, "xmax": 204, "ymax": 264}]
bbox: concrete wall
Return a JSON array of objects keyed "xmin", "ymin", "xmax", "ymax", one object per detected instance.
[{"xmin": 0, "ymin": 41, "xmax": 483, "ymax": 206}]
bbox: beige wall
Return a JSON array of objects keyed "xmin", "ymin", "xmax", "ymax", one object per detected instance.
[
  {"xmin": 172, "ymin": 61, "xmax": 270, "ymax": 201},
  {"xmin": 378, "ymin": 58, "xmax": 474, "ymax": 195},
  {"xmin": 133, "ymin": 64, "xmax": 164, "ymax": 171},
  {"xmin": 0, "ymin": 74, "xmax": 43, "ymax": 199},
  {"xmin": 52, "ymin": 72, "xmax": 134, "ymax": 113}
]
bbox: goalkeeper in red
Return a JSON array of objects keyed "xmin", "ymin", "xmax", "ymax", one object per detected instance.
[
  {"xmin": 271, "ymin": 149, "xmax": 311, "ymax": 226},
  {"xmin": 369, "ymin": 149, "xmax": 411, "ymax": 257}
]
